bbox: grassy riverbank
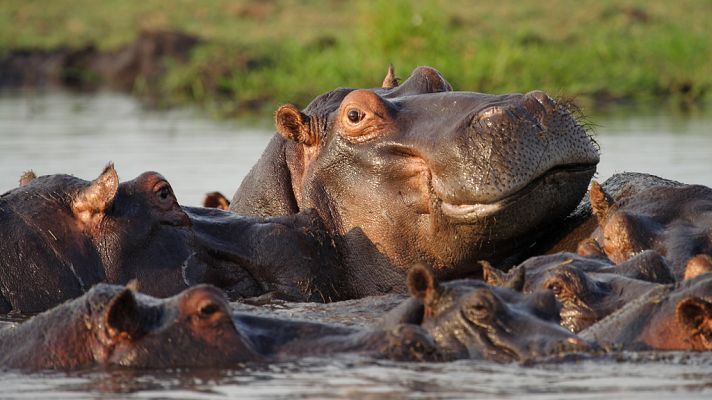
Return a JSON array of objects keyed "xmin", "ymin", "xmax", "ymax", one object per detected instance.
[{"xmin": 1, "ymin": 0, "xmax": 710, "ymax": 115}]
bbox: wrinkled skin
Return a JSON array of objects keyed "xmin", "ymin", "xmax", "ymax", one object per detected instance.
[
  {"xmin": 484, "ymin": 252, "xmax": 667, "ymax": 332},
  {"xmin": 381, "ymin": 265, "xmax": 588, "ymax": 362},
  {"xmin": 0, "ymin": 165, "xmax": 353, "ymax": 313},
  {"xmin": 0, "ymin": 284, "xmax": 439, "ymax": 370},
  {"xmin": 231, "ymin": 66, "xmax": 599, "ymax": 282},
  {"xmin": 581, "ymin": 273, "xmax": 712, "ymax": 351}
]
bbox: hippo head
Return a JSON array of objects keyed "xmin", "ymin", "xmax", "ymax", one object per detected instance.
[
  {"xmin": 640, "ymin": 274, "xmax": 712, "ymax": 351},
  {"xmin": 484, "ymin": 252, "xmax": 666, "ymax": 332},
  {"xmin": 1, "ymin": 165, "xmax": 282, "ymax": 313},
  {"xmin": 403, "ymin": 265, "xmax": 588, "ymax": 362},
  {"xmin": 102, "ymin": 284, "xmax": 260, "ymax": 368},
  {"xmin": 233, "ymin": 66, "xmax": 599, "ymax": 276},
  {"xmin": 582, "ymin": 273, "xmax": 712, "ymax": 351},
  {"xmin": 1, "ymin": 284, "xmax": 260, "ymax": 369}
]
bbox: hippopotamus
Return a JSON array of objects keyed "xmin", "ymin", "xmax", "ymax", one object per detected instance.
[
  {"xmin": 586, "ymin": 178, "xmax": 712, "ymax": 279},
  {"xmin": 0, "ymin": 283, "xmax": 438, "ymax": 370},
  {"xmin": 482, "ymin": 252, "xmax": 669, "ymax": 332},
  {"xmin": 230, "ymin": 66, "xmax": 600, "ymax": 282},
  {"xmin": 0, "ymin": 164, "xmax": 353, "ymax": 313},
  {"xmin": 381, "ymin": 265, "xmax": 589, "ymax": 362},
  {"xmin": 540, "ymin": 173, "xmax": 712, "ymax": 281},
  {"xmin": 580, "ymin": 273, "xmax": 712, "ymax": 351}
]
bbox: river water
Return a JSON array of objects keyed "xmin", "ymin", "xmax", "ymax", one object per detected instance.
[{"xmin": 0, "ymin": 92, "xmax": 711, "ymax": 399}]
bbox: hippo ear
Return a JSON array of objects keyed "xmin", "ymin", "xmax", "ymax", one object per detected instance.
[
  {"xmin": 73, "ymin": 163, "xmax": 119, "ymax": 225},
  {"xmin": 481, "ymin": 261, "xmax": 524, "ymax": 291},
  {"xmin": 19, "ymin": 170, "xmax": 37, "ymax": 187},
  {"xmin": 203, "ymin": 191, "xmax": 230, "ymax": 210},
  {"xmin": 105, "ymin": 288, "xmax": 145, "ymax": 340},
  {"xmin": 407, "ymin": 264, "xmax": 438, "ymax": 304},
  {"xmin": 684, "ymin": 254, "xmax": 712, "ymax": 281},
  {"xmin": 677, "ymin": 297, "xmax": 712, "ymax": 340},
  {"xmin": 590, "ymin": 181, "xmax": 613, "ymax": 229},
  {"xmin": 275, "ymin": 104, "xmax": 318, "ymax": 147},
  {"xmin": 381, "ymin": 64, "xmax": 399, "ymax": 89}
]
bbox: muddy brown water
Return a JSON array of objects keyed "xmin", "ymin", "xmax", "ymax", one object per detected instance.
[{"xmin": 1, "ymin": 92, "xmax": 711, "ymax": 398}]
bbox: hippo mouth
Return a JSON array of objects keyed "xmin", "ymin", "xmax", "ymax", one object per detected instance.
[{"xmin": 437, "ymin": 163, "xmax": 596, "ymax": 221}]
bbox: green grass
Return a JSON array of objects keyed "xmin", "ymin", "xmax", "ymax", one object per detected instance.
[{"xmin": 1, "ymin": 0, "xmax": 710, "ymax": 116}]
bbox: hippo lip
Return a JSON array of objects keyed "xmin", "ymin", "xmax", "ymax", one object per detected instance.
[{"xmin": 438, "ymin": 163, "xmax": 596, "ymax": 220}]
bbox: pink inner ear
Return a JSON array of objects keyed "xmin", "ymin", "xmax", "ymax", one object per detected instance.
[
  {"xmin": 73, "ymin": 164, "xmax": 119, "ymax": 223},
  {"xmin": 677, "ymin": 297, "xmax": 712, "ymax": 331},
  {"xmin": 276, "ymin": 104, "xmax": 316, "ymax": 146}
]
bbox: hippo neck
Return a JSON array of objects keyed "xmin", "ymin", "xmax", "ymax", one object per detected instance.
[{"xmin": 229, "ymin": 134, "xmax": 299, "ymax": 217}]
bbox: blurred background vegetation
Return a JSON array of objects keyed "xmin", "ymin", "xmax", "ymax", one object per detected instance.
[{"xmin": 0, "ymin": 0, "xmax": 710, "ymax": 117}]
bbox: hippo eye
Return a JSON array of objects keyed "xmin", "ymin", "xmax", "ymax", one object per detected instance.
[
  {"xmin": 198, "ymin": 302, "xmax": 220, "ymax": 319},
  {"xmin": 467, "ymin": 301, "xmax": 492, "ymax": 320},
  {"xmin": 154, "ymin": 182, "xmax": 174, "ymax": 204},
  {"xmin": 347, "ymin": 109, "xmax": 364, "ymax": 124}
]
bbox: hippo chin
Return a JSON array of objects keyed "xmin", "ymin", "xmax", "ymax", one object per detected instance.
[{"xmin": 231, "ymin": 66, "xmax": 599, "ymax": 278}]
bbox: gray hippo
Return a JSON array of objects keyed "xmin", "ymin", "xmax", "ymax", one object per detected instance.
[
  {"xmin": 482, "ymin": 251, "xmax": 671, "ymax": 332},
  {"xmin": 0, "ymin": 283, "xmax": 438, "ymax": 370},
  {"xmin": 230, "ymin": 66, "xmax": 600, "ymax": 284},
  {"xmin": 380, "ymin": 265, "xmax": 590, "ymax": 362},
  {"xmin": 581, "ymin": 273, "xmax": 712, "ymax": 351},
  {"xmin": 0, "ymin": 165, "xmax": 348, "ymax": 313}
]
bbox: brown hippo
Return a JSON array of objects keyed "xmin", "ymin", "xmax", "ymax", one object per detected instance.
[
  {"xmin": 381, "ymin": 265, "xmax": 589, "ymax": 362},
  {"xmin": 0, "ymin": 164, "xmax": 354, "ymax": 313},
  {"xmin": 0, "ymin": 284, "xmax": 260, "ymax": 369},
  {"xmin": 580, "ymin": 273, "xmax": 712, "ymax": 351},
  {"xmin": 0, "ymin": 283, "xmax": 438, "ymax": 370},
  {"xmin": 230, "ymin": 66, "xmax": 600, "ymax": 283},
  {"xmin": 540, "ymin": 173, "xmax": 712, "ymax": 281},
  {"xmin": 483, "ymin": 252, "xmax": 668, "ymax": 332}
]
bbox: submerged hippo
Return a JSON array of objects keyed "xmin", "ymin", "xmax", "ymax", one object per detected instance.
[
  {"xmin": 581, "ymin": 273, "xmax": 712, "ymax": 351},
  {"xmin": 381, "ymin": 265, "xmax": 589, "ymax": 362},
  {"xmin": 231, "ymin": 66, "xmax": 600, "ymax": 281},
  {"xmin": 483, "ymin": 252, "xmax": 669, "ymax": 332},
  {"xmin": 586, "ymin": 178, "xmax": 712, "ymax": 279},
  {"xmin": 0, "ymin": 165, "xmax": 351, "ymax": 313},
  {"xmin": 0, "ymin": 283, "xmax": 438, "ymax": 370}
]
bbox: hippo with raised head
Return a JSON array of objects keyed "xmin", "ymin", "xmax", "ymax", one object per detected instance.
[
  {"xmin": 0, "ymin": 165, "xmax": 349, "ymax": 313},
  {"xmin": 0, "ymin": 283, "xmax": 438, "ymax": 370},
  {"xmin": 381, "ymin": 265, "xmax": 589, "ymax": 362},
  {"xmin": 581, "ymin": 273, "xmax": 712, "ymax": 351},
  {"xmin": 231, "ymin": 66, "xmax": 600, "ymax": 283},
  {"xmin": 482, "ymin": 252, "xmax": 669, "ymax": 332}
]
